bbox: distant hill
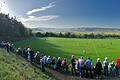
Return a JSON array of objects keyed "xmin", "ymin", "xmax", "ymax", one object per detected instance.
[
  {"xmin": 0, "ymin": 49, "xmax": 53, "ymax": 80},
  {"xmin": 32, "ymin": 27, "xmax": 120, "ymax": 32}
]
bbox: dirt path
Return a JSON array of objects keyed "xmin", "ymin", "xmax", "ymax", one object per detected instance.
[
  {"xmin": 33, "ymin": 63, "xmax": 120, "ymax": 80},
  {"xmin": 33, "ymin": 63, "xmax": 94, "ymax": 80},
  {"xmin": 45, "ymin": 68, "xmax": 88, "ymax": 80}
]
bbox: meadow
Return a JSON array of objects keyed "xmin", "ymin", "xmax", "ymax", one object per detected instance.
[{"xmin": 14, "ymin": 37, "xmax": 120, "ymax": 64}]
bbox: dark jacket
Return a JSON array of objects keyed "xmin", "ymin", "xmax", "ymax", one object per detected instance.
[
  {"xmin": 95, "ymin": 61, "xmax": 103, "ymax": 75},
  {"xmin": 71, "ymin": 58, "xmax": 76, "ymax": 66}
]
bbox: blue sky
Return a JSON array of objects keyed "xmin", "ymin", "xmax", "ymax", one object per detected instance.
[{"xmin": 0, "ymin": 0, "xmax": 120, "ymax": 28}]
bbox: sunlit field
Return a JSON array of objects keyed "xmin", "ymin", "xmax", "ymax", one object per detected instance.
[{"xmin": 14, "ymin": 37, "xmax": 120, "ymax": 64}]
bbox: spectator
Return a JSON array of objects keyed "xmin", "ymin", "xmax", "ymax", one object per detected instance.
[
  {"xmin": 9, "ymin": 44, "xmax": 15, "ymax": 52},
  {"xmin": 103, "ymin": 57, "xmax": 109, "ymax": 77},
  {"xmin": 0, "ymin": 41, "xmax": 5, "ymax": 48},
  {"xmin": 56, "ymin": 57, "xmax": 61, "ymax": 71},
  {"xmin": 77, "ymin": 56, "xmax": 85, "ymax": 77},
  {"xmin": 52, "ymin": 57, "xmax": 56, "ymax": 69},
  {"xmin": 117, "ymin": 58, "xmax": 120, "ymax": 77},
  {"xmin": 108, "ymin": 61, "xmax": 115, "ymax": 76},
  {"xmin": 34, "ymin": 51, "xmax": 39, "ymax": 59},
  {"xmin": 46, "ymin": 56, "xmax": 52, "ymax": 66},
  {"xmin": 95, "ymin": 58, "xmax": 103, "ymax": 79},
  {"xmin": 23, "ymin": 48, "xmax": 28, "ymax": 58},
  {"xmin": 34, "ymin": 51, "xmax": 39, "ymax": 63},
  {"xmin": 61, "ymin": 58, "xmax": 68, "ymax": 71},
  {"xmin": 0, "ymin": 41, "xmax": 3, "ymax": 48},
  {"xmin": 40, "ymin": 55, "xmax": 46, "ymax": 72},
  {"xmin": 17, "ymin": 48, "xmax": 22, "ymax": 55},
  {"xmin": 6, "ymin": 42, "xmax": 10, "ymax": 53},
  {"xmin": 27, "ymin": 48, "xmax": 31, "ymax": 62},
  {"xmin": 85, "ymin": 57, "xmax": 93, "ymax": 78},
  {"xmin": 42, "ymin": 55, "xmax": 47, "ymax": 65},
  {"xmin": 29, "ymin": 49, "xmax": 34, "ymax": 63},
  {"xmin": 71, "ymin": 55, "xmax": 76, "ymax": 75}
]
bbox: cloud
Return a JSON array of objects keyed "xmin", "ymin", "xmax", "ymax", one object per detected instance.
[
  {"xmin": 17, "ymin": 15, "xmax": 58, "ymax": 22},
  {"xmin": 26, "ymin": 2, "xmax": 55, "ymax": 15}
]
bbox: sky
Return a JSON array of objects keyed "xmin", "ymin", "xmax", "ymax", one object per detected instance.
[{"xmin": 0, "ymin": 0, "xmax": 120, "ymax": 28}]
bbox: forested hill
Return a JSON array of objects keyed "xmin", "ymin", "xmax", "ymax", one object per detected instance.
[{"xmin": 0, "ymin": 13, "xmax": 32, "ymax": 41}]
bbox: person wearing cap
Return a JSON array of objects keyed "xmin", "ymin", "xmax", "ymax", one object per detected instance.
[
  {"xmin": 103, "ymin": 57, "xmax": 109, "ymax": 77},
  {"xmin": 85, "ymin": 57, "xmax": 93, "ymax": 78},
  {"xmin": 95, "ymin": 58, "xmax": 103, "ymax": 79},
  {"xmin": 77, "ymin": 56, "xmax": 85, "ymax": 77},
  {"xmin": 71, "ymin": 55, "xmax": 76, "ymax": 75}
]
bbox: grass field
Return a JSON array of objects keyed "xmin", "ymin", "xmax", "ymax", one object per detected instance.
[
  {"xmin": 14, "ymin": 37, "xmax": 120, "ymax": 64},
  {"xmin": 0, "ymin": 49, "xmax": 53, "ymax": 80}
]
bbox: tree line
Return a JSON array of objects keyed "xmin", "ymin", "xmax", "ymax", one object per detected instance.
[
  {"xmin": 35, "ymin": 32, "xmax": 120, "ymax": 39},
  {"xmin": 0, "ymin": 13, "xmax": 32, "ymax": 41}
]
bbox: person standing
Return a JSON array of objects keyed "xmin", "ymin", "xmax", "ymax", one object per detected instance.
[
  {"xmin": 34, "ymin": 51, "xmax": 39, "ymax": 59},
  {"xmin": 6, "ymin": 42, "xmax": 10, "ymax": 53},
  {"xmin": 0, "ymin": 41, "xmax": 5, "ymax": 48},
  {"xmin": 56, "ymin": 57, "xmax": 61, "ymax": 71},
  {"xmin": 95, "ymin": 58, "xmax": 103, "ymax": 79},
  {"xmin": 85, "ymin": 57, "xmax": 93, "ymax": 78},
  {"xmin": 17, "ymin": 48, "xmax": 22, "ymax": 55},
  {"xmin": 71, "ymin": 55, "xmax": 76, "ymax": 75},
  {"xmin": 40, "ymin": 55, "xmax": 46, "ymax": 72},
  {"xmin": 46, "ymin": 56, "xmax": 52, "ymax": 67},
  {"xmin": 52, "ymin": 57, "xmax": 56, "ymax": 69},
  {"xmin": 117, "ymin": 58, "xmax": 120, "ymax": 77},
  {"xmin": 27, "ymin": 48, "xmax": 31, "ymax": 62},
  {"xmin": 29, "ymin": 49, "xmax": 34, "ymax": 63},
  {"xmin": 77, "ymin": 56, "xmax": 85, "ymax": 77},
  {"xmin": 61, "ymin": 58, "xmax": 68, "ymax": 71},
  {"xmin": 34, "ymin": 51, "xmax": 39, "ymax": 63},
  {"xmin": 23, "ymin": 48, "xmax": 28, "ymax": 59},
  {"xmin": 103, "ymin": 57, "xmax": 109, "ymax": 77}
]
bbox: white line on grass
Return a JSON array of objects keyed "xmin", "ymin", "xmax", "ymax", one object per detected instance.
[{"xmin": 92, "ymin": 40, "xmax": 99, "ymax": 58}]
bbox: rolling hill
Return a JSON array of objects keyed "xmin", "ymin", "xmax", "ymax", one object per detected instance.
[
  {"xmin": 0, "ymin": 48, "xmax": 54, "ymax": 80},
  {"xmin": 32, "ymin": 27, "xmax": 120, "ymax": 32}
]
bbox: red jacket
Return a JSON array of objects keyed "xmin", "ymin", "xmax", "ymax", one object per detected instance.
[{"xmin": 117, "ymin": 58, "xmax": 120, "ymax": 68}]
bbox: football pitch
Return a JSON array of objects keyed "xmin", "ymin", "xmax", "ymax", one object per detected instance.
[{"xmin": 14, "ymin": 37, "xmax": 120, "ymax": 64}]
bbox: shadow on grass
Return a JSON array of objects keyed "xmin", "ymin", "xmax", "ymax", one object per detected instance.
[
  {"xmin": 14, "ymin": 38, "xmax": 77, "ymax": 75},
  {"xmin": 15, "ymin": 38, "xmax": 74, "ymax": 60}
]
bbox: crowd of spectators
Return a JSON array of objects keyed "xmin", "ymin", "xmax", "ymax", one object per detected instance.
[{"xmin": 1, "ymin": 41, "xmax": 120, "ymax": 79}]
